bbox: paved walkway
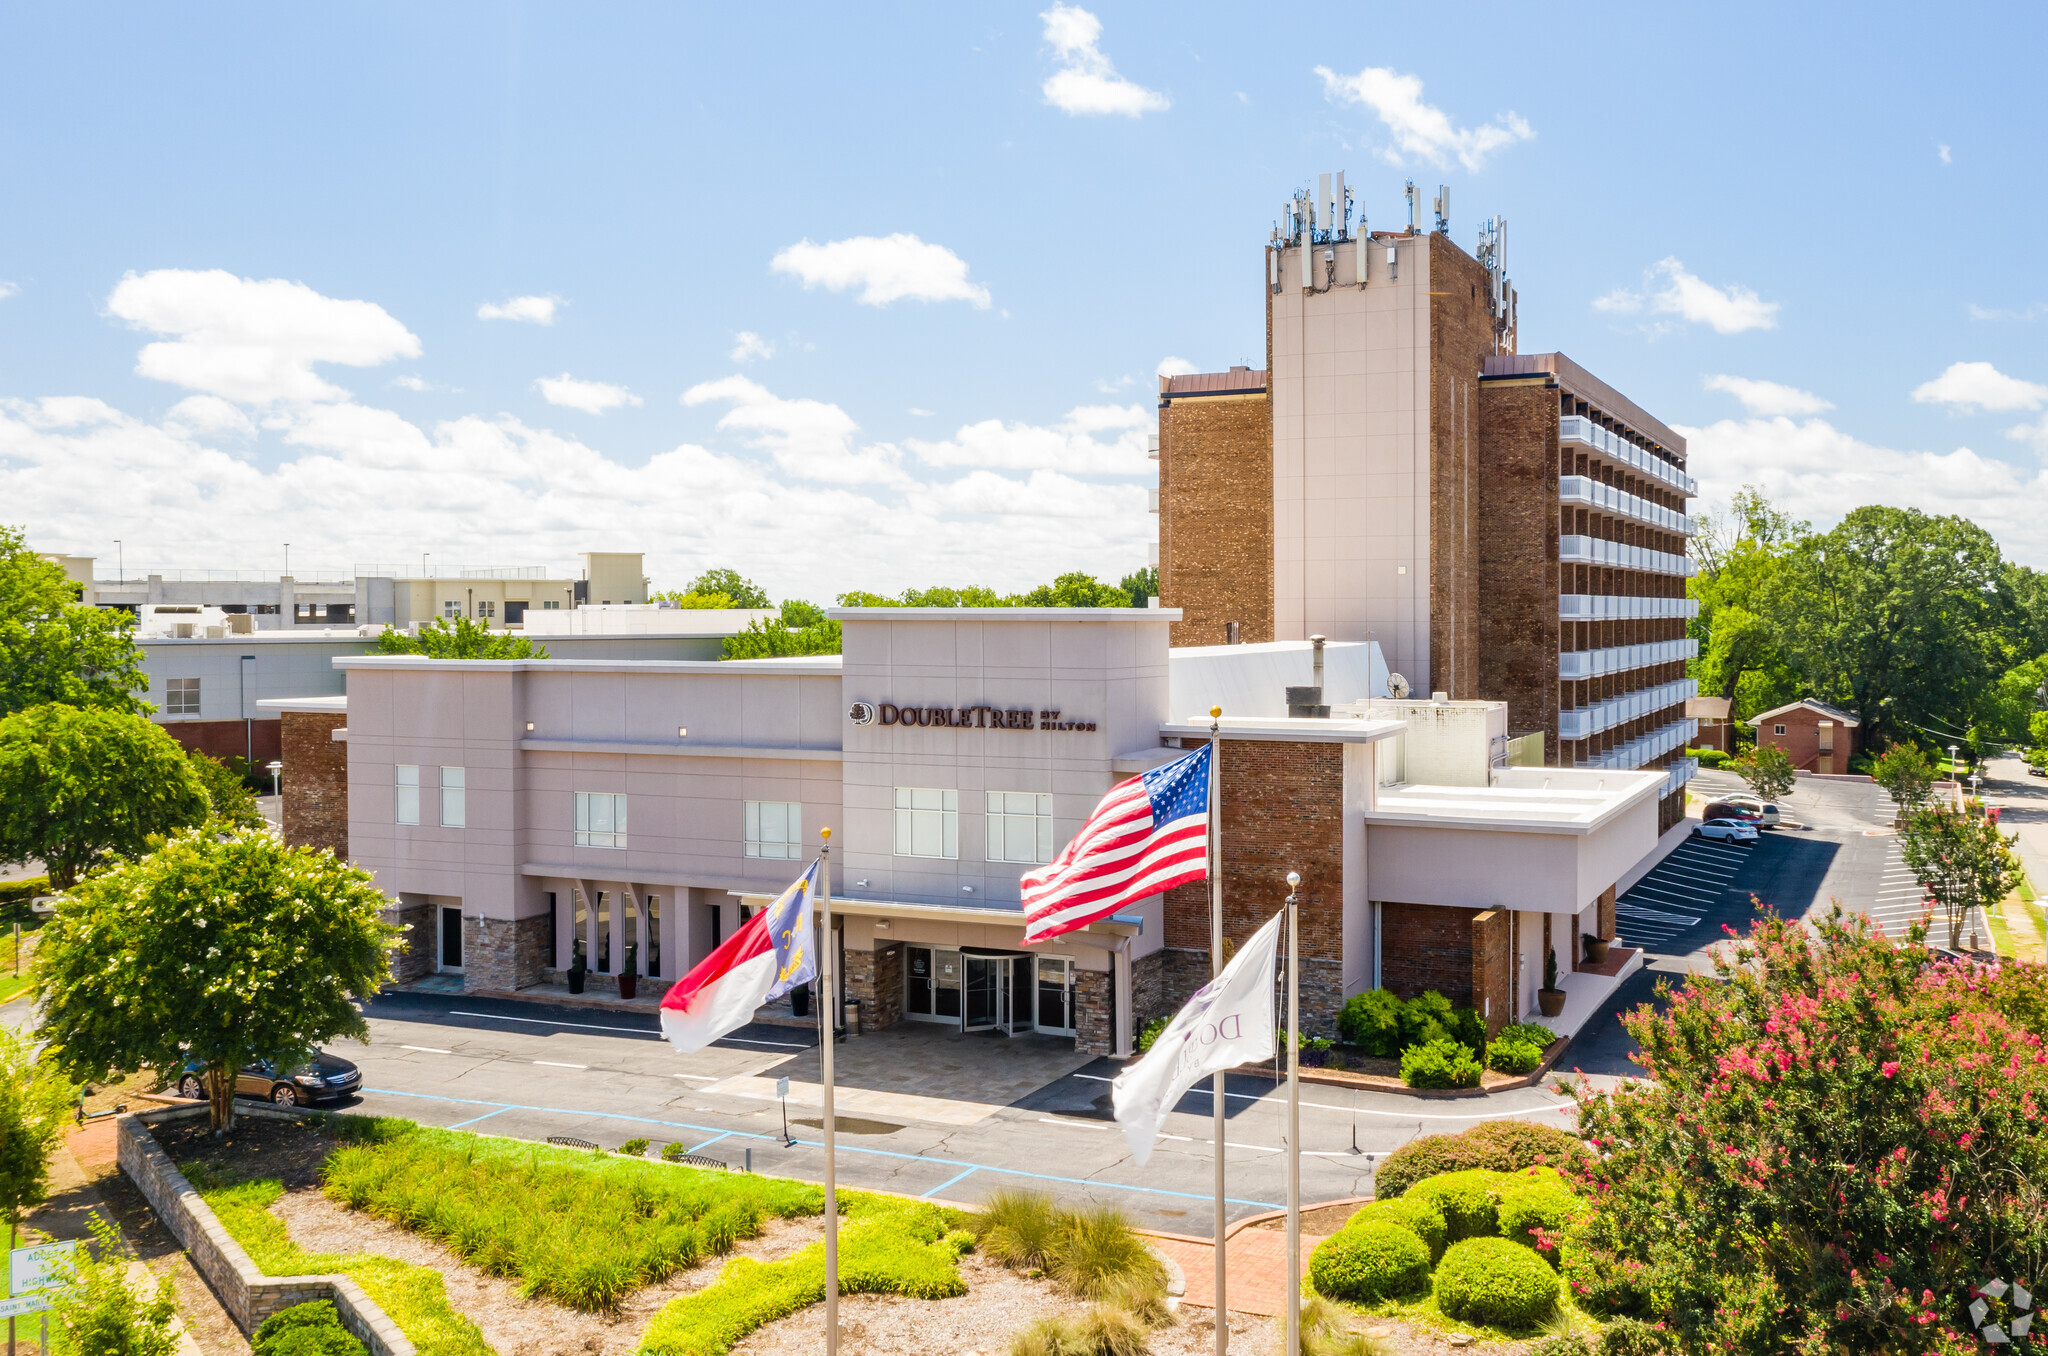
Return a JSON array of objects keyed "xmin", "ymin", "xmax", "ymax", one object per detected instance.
[{"xmin": 1148, "ymin": 1228, "xmax": 1323, "ymax": 1317}]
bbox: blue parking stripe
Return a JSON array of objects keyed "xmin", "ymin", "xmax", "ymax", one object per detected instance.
[
  {"xmin": 687, "ymin": 1131, "xmax": 733, "ymax": 1154},
  {"xmin": 923, "ymin": 1166, "xmax": 979, "ymax": 1199},
  {"xmin": 446, "ymin": 1108, "xmax": 510, "ymax": 1130}
]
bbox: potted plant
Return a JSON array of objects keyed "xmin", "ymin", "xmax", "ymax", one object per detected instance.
[
  {"xmin": 790, "ymin": 981, "xmax": 811, "ymax": 1018},
  {"xmin": 1537, "ymin": 948, "xmax": 1567, "ymax": 1017},
  {"xmin": 1583, "ymin": 932, "xmax": 1610, "ymax": 966},
  {"xmin": 567, "ymin": 939, "xmax": 587, "ymax": 995},
  {"xmin": 618, "ymin": 942, "xmax": 638, "ymax": 1001}
]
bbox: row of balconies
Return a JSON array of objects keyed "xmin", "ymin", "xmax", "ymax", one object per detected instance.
[
  {"xmin": 1559, "ymin": 637, "xmax": 1698, "ymax": 680},
  {"xmin": 1574, "ymin": 717, "xmax": 1700, "ymax": 772},
  {"xmin": 1664, "ymin": 756, "xmax": 1700, "ymax": 798},
  {"xmin": 1560, "ymin": 594, "xmax": 1699, "ymax": 621},
  {"xmin": 1560, "ymin": 475, "xmax": 1693, "ymax": 537},
  {"xmin": 1557, "ymin": 678, "xmax": 1697, "ymax": 742},
  {"xmin": 1560, "ymin": 534, "xmax": 1696, "ymax": 577},
  {"xmin": 1560, "ymin": 416, "xmax": 1697, "ymax": 496}
]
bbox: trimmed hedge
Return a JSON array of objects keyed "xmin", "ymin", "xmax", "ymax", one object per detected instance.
[
  {"xmin": 1406, "ymin": 1169, "xmax": 1506, "ymax": 1240},
  {"xmin": 1399, "ymin": 1038, "xmax": 1483, "ymax": 1089},
  {"xmin": 253, "ymin": 1302, "xmax": 367, "ymax": 1356},
  {"xmin": 1341, "ymin": 1196, "xmax": 1449, "ymax": 1263},
  {"xmin": 1307, "ymin": 1220, "xmax": 1431, "ymax": 1302},
  {"xmin": 1432, "ymin": 1236, "xmax": 1561, "ymax": 1329},
  {"xmin": 1376, "ymin": 1121, "xmax": 1591, "ymax": 1198}
]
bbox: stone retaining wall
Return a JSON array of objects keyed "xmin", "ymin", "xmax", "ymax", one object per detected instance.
[{"xmin": 118, "ymin": 1105, "xmax": 416, "ymax": 1356}]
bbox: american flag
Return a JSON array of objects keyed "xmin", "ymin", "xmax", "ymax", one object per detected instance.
[{"xmin": 1020, "ymin": 744, "xmax": 1211, "ymax": 945}]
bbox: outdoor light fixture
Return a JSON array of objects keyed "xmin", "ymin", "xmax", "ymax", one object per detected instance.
[
  {"xmin": 525, "ymin": 721, "xmax": 535, "ymax": 732},
  {"xmin": 855, "ymin": 879, "xmax": 870, "ymax": 888},
  {"xmin": 961, "ymin": 885, "xmax": 976, "ymax": 894},
  {"xmin": 678, "ymin": 726, "xmax": 688, "ymax": 738},
  {"xmin": 265, "ymin": 759, "xmax": 283, "ymax": 796},
  {"xmin": 874, "ymin": 920, "xmax": 889, "ymax": 931}
]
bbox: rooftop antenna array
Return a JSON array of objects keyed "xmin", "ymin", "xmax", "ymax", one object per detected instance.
[
  {"xmin": 1273, "ymin": 172, "xmax": 1357, "ymax": 293},
  {"xmin": 1432, "ymin": 185, "xmax": 1450, "ymax": 235},
  {"xmin": 1404, "ymin": 180, "xmax": 1420, "ymax": 233},
  {"xmin": 1476, "ymin": 216, "xmax": 1517, "ymax": 354}
]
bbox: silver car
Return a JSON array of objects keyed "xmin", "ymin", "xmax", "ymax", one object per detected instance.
[{"xmin": 1717, "ymin": 794, "xmax": 1780, "ymax": 826}]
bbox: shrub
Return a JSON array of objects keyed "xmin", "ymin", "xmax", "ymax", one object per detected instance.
[
  {"xmin": 618, "ymin": 1137, "xmax": 650, "ymax": 1157},
  {"xmin": 1432, "ymin": 1236, "xmax": 1560, "ymax": 1329},
  {"xmin": 1336, "ymin": 988, "xmax": 1404, "ymax": 1056},
  {"xmin": 1299, "ymin": 1295, "xmax": 1385, "ymax": 1356},
  {"xmin": 973, "ymin": 1188, "xmax": 1062, "ymax": 1271},
  {"xmin": 1598, "ymin": 1317, "xmax": 1669, "ymax": 1356},
  {"xmin": 1308, "ymin": 1220, "xmax": 1431, "ymax": 1302},
  {"xmin": 1555, "ymin": 1232, "xmax": 1651, "ymax": 1318},
  {"xmin": 1485, "ymin": 1035, "xmax": 1544, "ymax": 1075},
  {"xmin": 253, "ymin": 1302, "xmax": 367, "ymax": 1356},
  {"xmin": 661, "ymin": 1141, "xmax": 688, "ymax": 1161},
  {"xmin": 1495, "ymin": 1183, "xmax": 1588, "ymax": 1259},
  {"xmin": 1134, "ymin": 1016, "xmax": 1168, "ymax": 1054},
  {"xmin": 1399, "ymin": 990, "xmax": 1456, "ymax": 1048},
  {"xmin": 1399, "ymin": 1038, "xmax": 1482, "ymax": 1089},
  {"xmin": 1528, "ymin": 1337, "xmax": 1591, "ymax": 1356},
  {"xmin": 1047, "ymin": 1205, "xmax": 1164, "ymax": 1301},
  {"xmin": 1007, "ymin": 1306, "xmax": 1148, "ymax": 1356},
  {"xmin": 1446, "ymin": 1006, "xmax": 1486, "ymax": 1053},
  {"xmin": 44, "ymin": 1213, "xmax": 183, "ymax": 1356},
  {"xmin": 1406, "ymin": 1170, "xmax": 1506, "ymax": 1240},
  {"xmin": 1375, "ymin": 1121, "xmax": 1590, "ymax": 1198},
  {"xmin": 1338, "ymin": 1196, "xmax": 1448, "ymax": 1262}
]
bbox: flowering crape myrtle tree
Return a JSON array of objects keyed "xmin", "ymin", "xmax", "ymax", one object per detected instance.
[
  {"xmin": 1568, "ymin": 903, "xmax": 2048, "ymax": 1356},
  {"xmin": 1899, "ymin": 806, "xmax": 2020, "ymax": 952},
  {"xmin": 32, "ymin": 827, "xmax": 398, "ymax": 1131}
]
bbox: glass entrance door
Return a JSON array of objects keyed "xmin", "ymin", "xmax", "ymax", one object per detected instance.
[
  {"xmin": 964, "ymin": 955, "xmax": 1011, "ymax": 1032},
  {"xmin": 1035, "ymin": 957, "xmax": 1074, "ymax": 1035}
]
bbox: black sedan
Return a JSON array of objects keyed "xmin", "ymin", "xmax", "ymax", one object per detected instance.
[{"xmin": 176, "ymin": 1051, "xmax": 363, "ymax": 1106}]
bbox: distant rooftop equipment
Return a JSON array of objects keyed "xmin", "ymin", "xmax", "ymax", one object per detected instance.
[{"xmin": 1432, "ymin": 184, "xmax": 1450, "ymax": 235}]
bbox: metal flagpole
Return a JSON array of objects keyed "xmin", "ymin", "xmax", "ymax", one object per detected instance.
[
  {"xmin": 1284, "ymin": 871, "xmax": 1303, "ymax": 1356},
  {"xmin": 819, "ymin": 829, "xmax": 839, "ymax": 1356},
  {"xmin": 1207, "ymin": 705, "xmax": 1227, "ymax": 1355}
]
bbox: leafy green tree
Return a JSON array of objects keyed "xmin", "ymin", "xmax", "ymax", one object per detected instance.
[
  {"xmin": 0, "ymin": 705, "xmax": 212, "ymax": 889},
  {"xmin": 45, "ymin": 1213, "xmax": 181, "ymax": 1356},
  {"xmin": 1869, "ymin": 742, "xmax": 1936, "ymax": 815},
  {"xmin": 32, "ymin": 826, "xmax": 398, "ymax": 1131},
  {"xmin": 1118, "ymin": 567, "xmax": 1159, "ymax": 606},
  {"xmin": 375, "ymin": 615, "xmax": 548, "ymax": 659},
  {"xmin": 1980, "ymin": 652, "xmax": 2048, "ymax": 746},
  {"xmin": 1731, "ymin": 745, "xmax": 1795, "ymax": 801},
  {"xmin": 1014, "ymin": 571, "xmax": 1132, "ymax": 608},
  {"xmin": 187, "ymin": 751, "xmax": 264, "ymax": 829},
  {"xmin": 1687, "ymin": 490, "xmax": 1806, "ymax": 718},
  {"xmin": 680, "ymin": 569, "xmax": 770, "ymax": 609},
  {"xmin": 779, "ymin": 598, "xmax": 826, "ymax": 628},
  {"xmin": 722, "ymin": 617, "xmax": 842, "ymax": 660},
  {"xmin": 1899, "ymin": 805, "xmax": 2020, "ymax": 951},
  {"xmin": 0, "ymin": 525, "xmax": 149, "ymax": 718},
  {"xmin": 0, "ymin": 1023, "xmax": 76, "ymax": 1250},
  {"xmin": 650, "ymin": 589, "xmax": 737, "ymax": 608}
]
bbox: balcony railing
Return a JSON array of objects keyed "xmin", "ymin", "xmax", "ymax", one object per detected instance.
[
  {"xmin": 1560, "ymin": 535, "xmax": 1695, "ymax": 577},
  {"xmin": 1557, "ymin": 678, "xmax": 1697, "ymax": 742},
  {"xmin": 1560, "ymin": 475, "xmax": 1693, "ymax": 536},
  {"xmin": 1664, "ymin": 756, "xmax": 1700, "ymax": 797},
  {"xmin": 1559, "ymin": 637, "xmax": 1698, "ymax": 680},
  {"xmin": 1559, "ymin": 594, "xmax": 1700, "ymax": 621},
  {"xmin": 1560, "ymin": 415, "xmax": 1697, "ymax": 496},
  {"xmin": 1574, "ymin": 719, "xmax": 1700, "ymax": 773}
]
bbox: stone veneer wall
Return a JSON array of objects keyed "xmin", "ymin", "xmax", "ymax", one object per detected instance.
[
  {"xmin": 463, "ymin": 914, "xmax": 550, "ymax": 992},
  {"xmin": 843, "ymin": 943, "xmax": 905, "ymax": 1033},
  {"xmin": 1076, "ymin": 969, "xmax": 1113, "ymax": 1056},
  {"xmin": 387, "ymin": 902, "xmax": 433, "ymax": 984},
  {"xmin": 279, "ymin": 712, "xmax": 349, "ymax": 859},
  {"xmin": 118, "ymin": 1106, "xmax": 414, "ymax": 1356},
  {"xmin": 1158, "ymin": 386, "xmax": 1274, "ymax": 647}
]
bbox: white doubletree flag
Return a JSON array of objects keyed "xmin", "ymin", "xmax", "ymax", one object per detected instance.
[{"xmin": 1112, "ymin": 909, "xmax": 1283, "ymax": 1166}]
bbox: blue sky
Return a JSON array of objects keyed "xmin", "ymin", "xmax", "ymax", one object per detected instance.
[{"xmin": 4, "ymin": 2, "xmax": 2046, "ymax": 598}]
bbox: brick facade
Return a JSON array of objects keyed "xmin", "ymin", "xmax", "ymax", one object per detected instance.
[
  {"xmin": 1378, "ymin": 900, "xmax": 1513, "ymax": 1028},
  {"xmin": 1428, "ymin": 236, "xmax": 1495, "ymax": 700},
  {"xmin": 1158, "ymin": 376, "xmax": 1274, "ymax": 647},
  {"xmin": 463, "ymin": 914, "xmax": 549, "ymax": 991},
  {"xmin": 161, "ymin": 717, "xmax": 283, "ymax": 767},
  {"xmin": 279, "ymin": 712, "xmax": 349, "ymax": 859},
  {"xmin": 1475, "ymin": 382, "xmax": 1564, "ymax": 758},
  {"xmin": 1756, "ymin": 703, "xmax": 1863, "ymax": 774},
  {"xmin": 844, "ymin": 942, "xmax": 905, "ymax": 1033}
]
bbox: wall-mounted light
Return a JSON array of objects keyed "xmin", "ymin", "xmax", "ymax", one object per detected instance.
[
  {"xmin": 677, "ymin": 726, "xmax": 688, "ymax": 738},
  {"xmin": 525, "ymin": 721, "xmax": 535, "ymax": 732},
  {"xmin": 855, "ymin": 879, "xmax": 870, "ymax": 888},
  {"xmin": 961, "ymin": 885, "xmax": 976, "ymax": 894},
  {"xmin": 874, "ymin": 920, "xmax": 890, "ymax": 931}
]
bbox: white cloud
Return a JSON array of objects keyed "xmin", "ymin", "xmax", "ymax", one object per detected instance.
[
  {"xmin": 916, "ymin": 468, "xmax": 1146, "ymax": 520},
  {"xmin": 905, "ymin": 404, "xmax": 1151, "ymax": 475},
  {"xmin": 1681, "ymin": 415, "xmax": 2048, "ymax": 566},
  {"xmin": 1156, "ymin": 356, "xmax": 1198, "ymax": 378},
  {"xmin": 729, "ymin": 331, "xmax": 776, "ymax": 362},
  {"xmin": 682, "ymin": 375, "xmax": 905, "ymax": 484},
  {"xmin": 1910, "ymin": 360, "xmax": 2048, "ymax": 413},
  {"xmin": 1315, "ymin": 65, "xmax": 1532, "ymax": 172},
  {"xmin": 1595, "ymin": 258, "xmax": 1778, "ymax": 334},
  {"xmin": 1095, "ymin": 374, "xmax": 1134, "ymax": 393},
  {"xmin": 770, "ymin": 234, "xmax": 991, "ymax": 308},
  {"xmin": 162, "ymin": 395, "xmax": 256, "ymax": 439},
  {"xmin": 1968, "ymin": 302, "xmax": 2046, "ymax": 322},
  {"xmin": 0, "ymin": 281, "xmax": 17, "ymax": 301},
  {"xmin": 535, "ymin": 373, "xmax": 641, "ymax": 414},
  {"xmin": 1939, "ymin": 144, "xmax": 1953, "ymax": 164},
  {"xmin": 2008, "ymin": 414, "xmax": 2048, "ymax": 456},
  {"xmin": 106, "ymin": 269, "xmax": 420, "ymax": 404},
  {"xmin": 908, "ymin": 407, "xmax": 935, "ymax": 417},
  {"xmin": 1039, "ymin": 4, "xmax": 1169, "ymax": 117},
  {"xmin": 477, "ymin": 295, "xmax": 558, "ymax": 324},
  {"xmin": 1703, "ymin": 375, "xmax": 1833, "ymax": 417},
  {"xmin": 390, "ymin": 375, "xmax": 430, "ymax": 391}
]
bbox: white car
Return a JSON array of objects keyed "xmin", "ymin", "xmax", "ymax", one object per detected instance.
[
  {"xmin": 1697, "ymin": 817, "xmax": 1759, "ymax": 843},
  {"xmin": 1717, "ymin": 795, "xmax": 1781, "ymax": 826}
]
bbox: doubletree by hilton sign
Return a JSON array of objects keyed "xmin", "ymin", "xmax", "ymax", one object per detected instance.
[{"xmin": 848, "ymin": 701, "xmax": 1097, "ymax": 733}]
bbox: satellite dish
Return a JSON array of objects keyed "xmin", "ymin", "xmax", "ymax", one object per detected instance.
[{"xmin": 1387, "ymin": 673, "xmax": 1411, "ymax": 699}]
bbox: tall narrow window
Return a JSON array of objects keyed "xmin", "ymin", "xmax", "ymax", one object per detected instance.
[
  {"xmin": 744, "ymin": 801, "xmax": 802, "ymax": 859},
  {"xmin": 575, "ymin": 792, "xmax": 628, "ymax": 848},
  {"xmin": 573, "ymin": 889, "xmax": 589, "ymax": 967},
  {"xmin": 986, "ymin": 792, "xmax": 1055, "ymax": 864},
  {"xmin": 545, "ymin": 892, "xmax": 558, "ymax": 968},
  {"xmin": 596, "ymin": 890, "xmax": 612, "ymax": 973},
  {"xmin": 395, "ymin": 765, "xmax": 419, "ymax": 825},
  {"xmin": 894, "ymin": 788, "xmax": 959, "ymax": 859},
  {"xmin": 440, "ymin": 767, "xmax": 466, "ymax": 827},
  {"xmin": 645, "ymin": 894, "xmax": 662, "ymax": 977},
  {"xmin": 624, "ymin": 890, "xmax": 640, "ymax": 972}
]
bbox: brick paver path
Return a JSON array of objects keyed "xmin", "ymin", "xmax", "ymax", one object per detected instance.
[{"xmin": 1149, "ymin": 1229, "xmax": 1323, "ymax": 1317}]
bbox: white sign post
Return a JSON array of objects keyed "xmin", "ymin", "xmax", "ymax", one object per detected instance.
[{"xmin": 7, "ymin": 1239, "xmax": 75, "ymax": 1353}]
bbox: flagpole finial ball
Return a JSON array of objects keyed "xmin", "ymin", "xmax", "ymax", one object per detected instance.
[
  {"xmin": 820, "ymin": 827, "xmax": 831, "ymax": 841},
  {"xmin": 1209, "ymin": 705, "xmax": 1221, "ymax": 718},
  {"xmin": 1286, "ymin": 871, "xmax": 1301, "ymax": 889}
]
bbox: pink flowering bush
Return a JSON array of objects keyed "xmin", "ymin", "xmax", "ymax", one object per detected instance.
[{"xmin": 1568, "ymin": 902, "xmax": 2048, "ymax": 1356}]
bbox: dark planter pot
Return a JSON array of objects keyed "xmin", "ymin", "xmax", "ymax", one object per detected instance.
[
  {"xmin": 567, "ymin": 968, "xmax": 587, "ymax": 995},
  {"xmin": 1584, "ymin": 938, "xmax": 1611, "ymax": 965},
  {"xmin": 618, "ymin": 974, "xmax": 638, "ymax": 1001},
  {"xmin": 790, "ymin": 983, "xmax": 811, "ymax": 1018},
  {"xmin": 1537, "ymin": 988, "xmax": 1567, "ymax": 1018}
]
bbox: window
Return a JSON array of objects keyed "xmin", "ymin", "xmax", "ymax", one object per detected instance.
[
  {"xmin": 986, "ymin": 792, "xmax": 1054, "ymax": 864},
  {"xmin": 443, "ymin": 601, "xmax": 462, "ymax": 618},
  {"xmin": 575, "ymin": 792, "xmax": 628, "ymax": 848},
  {"xmin": 644, "ymin": 894, "xmax": 661, "ymax": 977},
  {"xmin": 477, "ymin": 600, "xmax": 495, "ymax": 619},
  {"xmin": 543, "ymin": 600, "xmax": 561, "ymax": 610},
  {"xmin": 1773, "ymin": 724, "xmax": 1786, "ymax": 736},
  {"xmin": 895, "ymin": 788, "xmax": 959, "ymax": 859},
  {"xmin": 440, "ymin": 766, "xmax": 466, "ymax": 827},
  {"xmin": 596, "ymin": 890, "xmax": 611, "ymax": 971},
  {"xmin": 395, "ymin": 765, "xmax": 419, "ymax": 825},
  {"xmin": 545, "ymin": 892, "xmax": 558, "ymax": 968},
  {"xmin": 744, "ymin": 801, "xmax": 802, "ymax": 859},
  {"xmin": 164, "ymin": 677, "xmax": 201, "ymax": 716}
]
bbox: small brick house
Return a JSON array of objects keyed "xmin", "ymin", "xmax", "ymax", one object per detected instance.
[
  {"xmin": 1752, "ymin": 698, "xmax": 1862, "ymax": 774},
  {"xmin": 1684, "ymin": 696, "xmax": 1733, "ymax": 753}
]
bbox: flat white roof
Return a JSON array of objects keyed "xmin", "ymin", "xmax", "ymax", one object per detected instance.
[
  {"xmin": 255, "ymin": 694, "xmax": 349, "ymax": 714},
  {"xmin": 333, "ymin": 655, "xmax": 843, "ymax": 675},
  {"xmin": 826, "ymin": 607, "xmax": 1180, "ymax": 621},
  {"xmin": 1156, "ymin": 715, "xmax": 1406, "ymax": 744},
  {"xmin": 1367, "ymin": 767, "xmax": 1665, "ymax": 835}
]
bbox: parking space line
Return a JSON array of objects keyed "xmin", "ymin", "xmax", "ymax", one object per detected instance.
[
  {"xmin": 687, "ymin": 1131, "xmax": 733, "ymax": 1154},
  {"xmin": 447, "ymin": 1107, "xmax": 510, "ymax": 1130},
  {"xmin": 1064, "ymin": 1074, "xmax": 1576, "ymax": 1122},
  {"xmin": 923, "ymin": 1166, "xmax": 979, "ymax": 1199},
  {"xmin": 401, "ymin": 1046, "xmax": 453, "ymax": 1054},
  {"xmin": 534, "ymin": 1060, "xmax": 587, "ymax": 1069}
]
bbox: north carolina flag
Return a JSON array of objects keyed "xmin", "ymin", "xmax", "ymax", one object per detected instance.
[
  {"xmin": 659, "ymin": 862, "xmax": 819, "ymax": 1053},
  {"xmin": 1020, "ymin": 743, "xmax": 1211, "ymax": 945}
]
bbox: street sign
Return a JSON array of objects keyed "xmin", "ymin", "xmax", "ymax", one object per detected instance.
[
  {"xmin": 0, "ymin": 1292, "xmax": 50, "ymax": 1319},
  {"xmin": 9, "ymin": 1241, "xmax": 75, "ymax": 1296},
  {"xmin": 774, "ymin": 1077, "xmax": 790, "ymax": 1099}
]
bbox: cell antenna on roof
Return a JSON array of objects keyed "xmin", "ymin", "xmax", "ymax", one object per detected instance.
[
  {"xmin": 1432, "ymin": 185, "xmax": 1450, "ymax": 235},
  {"xmin": 1404, "ymin": 180, "xmax": 1420, "ymax": 233}
]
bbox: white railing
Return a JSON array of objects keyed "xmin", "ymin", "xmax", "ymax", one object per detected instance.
[
  {"xmin": 1560, "ymin": 535, "xmax": 1695, "ymax": 578},
  {"xmin": 1559, "ymin": 637, "xmax": 1698, "ymax": 680},
  {"xmin": 1147, "ymin": 487, "xmax": 1159, "ymax": 513},
  {"xmin": 1665, "ymin": 756, "xmax": 1700, "ymax": 797},
  {"xmin": 1559, "ymin": 475, "xmax": 1694, "ymax": 536},
  {"xmin": 1560, "ymin": 415, "xmax": 1697, "ymax": 496},
  {"xmin": 1573, "ymin": 719, "xmax": 1700, "ymax": 772},
  {"xmin": 1559, "ymin": 594, "xmax": 1699, "ymax": 621},
  {"xmin": 1557, "ymin": 679, "xmax": 1697, "ymax": 742}
]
